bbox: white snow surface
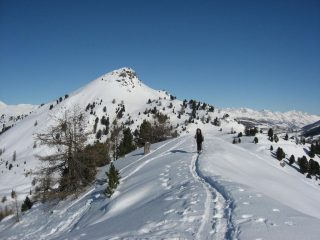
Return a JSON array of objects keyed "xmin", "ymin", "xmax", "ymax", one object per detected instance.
[
  {"xmin": 1, "ymin": 67, "xmax": 320, "ymax": 239},
  {"xmin": 1, "ymin": 125, "xmax": 320, "ymax": 239}
]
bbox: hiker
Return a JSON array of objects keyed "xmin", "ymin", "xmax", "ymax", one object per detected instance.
[{"xmin": 195, "ymin": 128, "xmax": 204, "ymax": 153}]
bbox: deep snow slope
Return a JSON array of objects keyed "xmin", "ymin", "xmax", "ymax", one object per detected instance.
[{"xmin": 1, "ymin": 124, "xmax": 320, "ymax": 240}]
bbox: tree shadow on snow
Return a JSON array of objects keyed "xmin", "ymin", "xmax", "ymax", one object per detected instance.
[
  {"xmin": 132, "ymin": 152, "xmax": 144, "ymax": 156},
  {"xmin": 170, "ymin": 149, "xmax": 192, "ymax": 154},
  {"xmin": 303, "ymin": 147, "xmax": 310, "ymax": 155}
]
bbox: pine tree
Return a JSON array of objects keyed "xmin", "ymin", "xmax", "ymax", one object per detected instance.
[
  {"xmin": 191, "ymin": 100, "xmax": 197, "ymax": 119},
  {"xmin": 268, "ymin": 128, "xmax": 273, "ymax": 140},
  {"xmin": 21, "ymin": 196, "xmax": 33, "ymax": 212},
  {"xmin": 270, "ymin": 145, "xmax": 273, "ymax": 151},
  {"xmin": 308, "ymin": 159, "xmax": 320, "ymax": 176},
  {"xmin": 254, "ymin": 137, "xmax": 258, "ymax": 144},
  {"xmin": 289, "ymin": 155, "xmax": 295, "ymax": 165},
  {"xmin": 105, "ymin": 163, "xmax": 120, "ymax": 198},
  {"xmin": 309, "ymin": 144, "xmax": 316, "ymax": 158},
  {"xmin": 274, "ymin": 134, "xmax": 279, "ymax": 143},
  {"xmin": 96, "ymin": 129, "xmax": 102, "ymax": 139},
  {"xmin": 276, "ymin": 147, "xmax": 285, "ymax": 161},
  {"xmin": 117, "ymin": 128, "xmax": 136, "ymax": 157},
  {"xmin": 138, "ymin": 120, "xmax": 153, "ymax": 145},
  {"xmin": 298, "ymin": 156, "xmax": 309, "ymax": 174},
  {"xmin": 284, "ymin": 133, "xmax": 289, "ymax": 141}
]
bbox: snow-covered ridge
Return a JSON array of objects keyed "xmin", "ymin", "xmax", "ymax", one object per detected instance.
[
  {"xmin": 221, "ymin": 107, "xmax": 320, "ymax": 129},
  {"xmin": 0, "ymin": 101, "xmax": 38, "ymax": 133}
]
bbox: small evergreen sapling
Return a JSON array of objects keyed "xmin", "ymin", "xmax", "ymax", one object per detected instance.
[
  {"xmin": 21, "ymin": 196, "xmax": 33, "ymax": 212},
  {"xmin": 276, "ymin": 147, "xmax": 285, "ymax": 161},
  {"xmin": 105, "ymin": 163, "xmax": 120, "ymax": 198},
  {"xmin": 289, "ymin": 155, "xmax": 295, "ymax": 165}
]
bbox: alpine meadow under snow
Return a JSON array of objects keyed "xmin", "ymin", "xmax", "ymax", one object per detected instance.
[{"xmin": 1, "ymin": 68, "xmax": 320, "ymax": 240}]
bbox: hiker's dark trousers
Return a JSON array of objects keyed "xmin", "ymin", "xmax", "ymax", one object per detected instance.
[{"xmin": 197, "ymin": 142, "xmax": 202, "ymax": 152}]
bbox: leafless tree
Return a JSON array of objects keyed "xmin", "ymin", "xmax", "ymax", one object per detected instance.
[{"xmin": 35, "ymin": 106, "xmax": 95, "ymax": 199}]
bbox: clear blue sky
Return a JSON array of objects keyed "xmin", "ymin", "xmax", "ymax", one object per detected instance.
[{"xmin": 1, "ymin": 0, "xmax": 319, "ymax": 114}]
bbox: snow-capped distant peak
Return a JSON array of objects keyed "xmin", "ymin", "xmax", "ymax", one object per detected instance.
[{"xmin": 0, "ymin": 100, "xmax": 7, "ymax": 109}]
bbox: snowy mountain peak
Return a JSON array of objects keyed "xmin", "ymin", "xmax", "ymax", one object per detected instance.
[
  {"xmin": 100, "ymin": 67, "xmax": 141, "ymax": 87},
  {"xmin": 0, "ymin": 101, "xmax": 7, "ymax": 109}
]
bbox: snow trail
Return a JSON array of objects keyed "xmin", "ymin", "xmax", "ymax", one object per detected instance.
[
  {"xmin": 189, "ymin": 138, "xmax": 230, "ymax": 240},
  {"xmin": 121, "ymin": 136, "xmax": 187, "ymax": 182}
]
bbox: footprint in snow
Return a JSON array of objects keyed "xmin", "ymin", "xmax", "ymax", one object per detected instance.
[
  {"xmin": 284, "ymin": 221, "xmax": 295, "ymax": 226},
  {"xmin": 255, "ymin": 218, "xmax": 266, "ymax": 223},
  {"xmin": 269, "ymin": 222, "xmax": 278, "ymax": 227}
]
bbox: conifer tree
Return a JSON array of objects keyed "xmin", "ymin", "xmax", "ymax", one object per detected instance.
[
  {"xmin": 21, "ymin": 196, "xmax": 33, "ymax": 212},
  {"xmin": 36, "ymin": 107, "xmax": 95, "ymax": 198},
  {"xmin": 117, "ymin": 128, "xmax": 136, "ymax": 157},
  {"xmin": 276, "ymin": 147, "xmax": 285, "ymax": 161},
  {"xmin": 308, "ymin": 159, "xmax": 320, "ymax": 176},
  {"xmin": 268, "ymin": 128, "xmax": 273, "ymax": 140},
  {"xmin": 254, "ymin": 137, "xmax": 258, "ymax": 144},
  {"xmin": 138, "ymin": 120, "xmax": 153, "ymax": 145},
  {"xmin": 298, "ymin": 156, "xmax": 308, "ymax": 174},
  {"xmin": 105, "ymin": 163, "xmax": 120, "ymax": 198},
  {"xmin": 289, "ymin": 155, "xmax": 295, "ymax": 165}
]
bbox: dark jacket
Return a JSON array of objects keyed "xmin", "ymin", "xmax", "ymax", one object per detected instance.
[{"xmin": 195, "ymin": 132, "xmax": 204, "ymax": 143}]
